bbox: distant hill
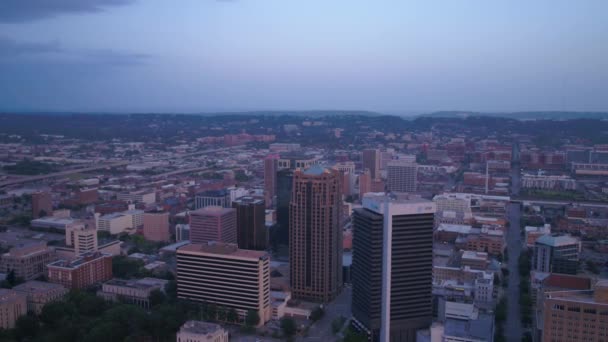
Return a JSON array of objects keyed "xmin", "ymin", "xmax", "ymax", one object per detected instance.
[
  {"xmin": 2, "ymin": 110, "xmax": 386, "ymax": 118},
  {"xmin": 420, "ymin": 111, "xmax": 608, "ymax": 120}
]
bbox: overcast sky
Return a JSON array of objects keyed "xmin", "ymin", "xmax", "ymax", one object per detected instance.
[{"xmin": 0, "ymin": 0, "xmax": 607, "ymax": 114}]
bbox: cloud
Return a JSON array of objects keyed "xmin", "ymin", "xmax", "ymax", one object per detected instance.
[
  {"xmin": 0, "ymin": 36, "xmax": 62, "ymax": 57},
  {"xmin": 0, "ymin": 0, "xmax": 135, "ymax": 23},
  {"xmin": 0, "ymin": 35, "xmax": 150, "ymax": 67}
]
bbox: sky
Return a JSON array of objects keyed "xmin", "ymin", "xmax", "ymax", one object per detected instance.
[{"xmin": 0, "ymin": 0, "xmax": 607, "ymax": 114}]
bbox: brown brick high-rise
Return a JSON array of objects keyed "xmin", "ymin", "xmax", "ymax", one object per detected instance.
[{"xmin": 289, "ymin": 166, "xmax": 342, "ymax": 303}]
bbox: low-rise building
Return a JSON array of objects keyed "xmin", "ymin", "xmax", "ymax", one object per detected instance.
[
  {"xmin": 0, "ymin": 289, "xmax": 27, "ymax": 329},
  {"xmin": 47, "ymin": 252, "xmax": 112, "ymax": 289},
  {"xmin": 0, "ymin": 242, "xmax": 56, "ymax": 280},
  {"xmin": 176, "ymin": 320, "xmax": 228, "ymax": 342},
  {"xmin": 98, "ymin": 277, "xmax": 168, "ymax": 309},
  {"xmin": 95, "ymin": 205, "xmax": 143, "ymax": 235},
  {"xmin": 12, "ymin": 280, "xmax": 68, "ymax": 314}
]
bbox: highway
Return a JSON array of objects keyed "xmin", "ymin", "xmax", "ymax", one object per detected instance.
[{"xmin": 0, "ymin": 145, "xmax": 244, "ymax": 188}]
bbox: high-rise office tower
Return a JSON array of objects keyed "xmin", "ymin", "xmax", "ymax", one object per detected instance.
[
  {"xmin": 176, "ymin": 242, "xmax": 271, "ymax": 326},
  {"xmin": 189, "ymin": 206, "xmax": 237, "ymax": 244},
  {"xmin": 32, "ymin": 192, "xmax": 52, "ymax": 218},
  {"xmin": 264, "ymin": 155, "xmax": 279, "ymax": 208},
  {"xmin": 143, "ymin": 211, "xmax": 170, "ymax": 242},
  {"xmin": 289, "ymin": 166, "xmax": 343, "ymax": 303},
  {"xmin": 351, "ymin": 193, "xmax": 435, "ymax": 342},
  {"xmin": 362, "ymin": 149, "xmax": 381, "ymax": 180},
  {"xmin": 386, "ymin": 161, "xmax": 418, "ymax": 193},
  {"xmin": 232, "ymin": 196, "xmax": 268, "ymax": 250},
  {"xmin": 275, "ymin": 168, "xmax": 294, "ymax": 246}
]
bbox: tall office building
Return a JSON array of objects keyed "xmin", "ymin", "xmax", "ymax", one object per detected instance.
[
  {"xmin": 351, "ymin": 193, "xmax": 435, "ymax": 342},
  {"xmin": 32, "ymin": 191, "xmax": 52, "ymax": 218},
  {"xmin": 264, "ymin": 155, "xmax": 279, "ymax": 208},
  {"xmin": 143, "ymin": 211, "xmax": 170, "ymax": 242},
  {"xmin": 289, "ymin": 166, "xmax": 343, "ymax": 303},
  {"xmin": 189, "ymin": 206, "xmax": 237, "ymax": 244},
  {"xmin": 176, "ymin": 242, "xmax": 271, "ymax": 326},
  {"xmin": 533, "ymin": 235, "xmax": 581, "ymax": 275},
  {"xmin": 362, "ymin": 149, "xmax": 381, "ymax": 180},
  {"xmin": 233, "ymin": 196, "xmax": 268, "ymax": 250},
  {"xmin": 275, "ymin": 168, "xmax": 294, "ymax": 246},
  {"xmin": 386, "ymin": 161, "xmax": 418, "ymax": 193}
]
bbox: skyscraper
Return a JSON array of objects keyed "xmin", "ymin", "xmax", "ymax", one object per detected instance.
[
  {"xmin": 386, "ymin": 161, "xmax": 418, "ymax": 193},
  {"xmin": 351, "ymin": 193, "xmax": 435, "ymax": 342},
  {"xmin": 176, "ymin": 242, "xmax": 271, "ymax": 326},
  {"xmin": 275, "ymin": 168, "xmax": 294, "ymax": 246},
  {"xmin": 289, "ymin": 166, "xmax": 343, "ymax": 303},
  {"xmin": 232, "ymin": 196, "xmax": 268, "ymax": 250},
  {"xmin": 143, "ymin": 211, "xmax": 170, "ymax": 242},
  {"xmin": 264, "ymin": 155, "xmax": 279, "ymax": 208},
  {"xmin": 189, "ymin": 206, "xmax": 237, "ymax": 244},
  {"xmin": 362, "ymin": 149, "xmax": 381, "ymax": 180}
]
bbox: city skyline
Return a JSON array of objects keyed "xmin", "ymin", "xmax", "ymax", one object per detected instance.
[{"xmin": 1, "ymin": 1, "xmax": 607, "ymax": 113}]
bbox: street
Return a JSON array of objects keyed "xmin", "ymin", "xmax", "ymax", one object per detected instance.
[
  {"xmin": 504, "ymin": 143, "xmax": 523, "ymax": 340},
  {"xmin": 298, "ymin": 286, "xmax": 352, "ymax": 342}
]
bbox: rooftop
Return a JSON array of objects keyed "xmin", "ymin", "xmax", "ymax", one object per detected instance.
[
  {"xmin": 190, "ymin": 206, "xmax": 235, "ymax": 216},
  {"xmin": 48, "ymin": 251, "xmax": 110, "ymax": 269},
  {"xmin": 536, "ymin": 234, "xmax": 580, "ymax": 247},
  {"xmin": 13, "ymin": 280, "xmax": 66, "ymax": 293},
  {"xmin": 179, "ymin": 320, "xmax": 223, "ymax": 335},
  {"xmin": 543, "ymin": 273, "xmax": 592, "ymax": 290},
  {"xmin": 233, "ymin": 196, "xmax": 264, "ymax": 205},
  {"xmin": 179, "ymin": 242, "xmax": 268, "ymax": 260}
]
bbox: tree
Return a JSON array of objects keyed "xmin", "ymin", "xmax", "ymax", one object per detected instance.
[
  {"xmin": 227, "ymin": 308, "xmax": 238, "ymax": 323},
  {"xmin": 280, "ymin": 317, "xmax": 297, "ymax": 338},
  {"xmin": 343, "ymin": 328, "xmax": 367, "ymax": 342},
  {"xmin": 310, "ymin": 306, "xmax": 325, "ymax": 322},
  {"xmin": 149, "ymin": 289, "xmax": 166, "ymax": 308},
  {"xmin": 15, "ymin": 314, "xmax": 39, "ymax": 339},
  {"xmin": 245, "ymin": 309, "xmax": 260, "ymax": 327}
]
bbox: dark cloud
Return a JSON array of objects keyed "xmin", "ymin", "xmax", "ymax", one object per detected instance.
[
  {"xmin": 0, "ymin": 35, "xmax": 149, "ymax": 67},
  {"xmin": 0, "ymin": 0, "xmax": 135, "ymax": 23}
]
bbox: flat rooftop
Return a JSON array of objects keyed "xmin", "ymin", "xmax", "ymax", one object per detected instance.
[
  {"xmin": 190, "ymin": 206, "xmax": 234, "ymax": 216},
  {"xmin": 13, "ymin": 280, "xmax": 65, "ymax": 293},
  {"xmin": 179, "ymin": 320, "xmax": 223, "ymax": 335},
  {"xmin": 178, "ymin": 242, "xmax": 268, "ymax": 260}
]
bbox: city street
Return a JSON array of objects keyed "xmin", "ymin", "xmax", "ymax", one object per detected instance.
[
  {"xmin": 505, "ymin": 144, "xmax": 523, "ymax": 340},
  {"xmin": 298, "ymin": 286, "xmax": 352, "ymax": 342}
]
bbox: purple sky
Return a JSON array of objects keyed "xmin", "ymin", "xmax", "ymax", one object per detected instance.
[{"xmin": 0, "ymin": 0, "xmax": 607, "ymax": 114}]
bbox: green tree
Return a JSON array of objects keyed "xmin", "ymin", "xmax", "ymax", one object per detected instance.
[
  {"xmin": 245, "ymin": 309, "xmax": 260, "ymax": 327},
  {"xmin": 280, "ymin": 317, "xmax": 297, "ymax": 338},
  {"xmin": 227, "ymin": 308, "xmax": 238, "ymax": 323},
  {"xmin": 149, "ymin": 289, "xmax": 166, "ymax": 307},
  {"xmin": 15, "ymin": 314, "xmax": 40, "ymax": 340},
  {"xmin": 343, "ymin": 328, "xmax": 367, "ymax": 342},
  {"xmin": 310, "ymin": 306, "xmax": 325, "ymax": 322}
]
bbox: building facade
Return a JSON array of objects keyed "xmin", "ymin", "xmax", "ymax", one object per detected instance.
[
  {"xmin": 47, "ymin": 252, "xmax": 113, "ymax": 289},
  {"xmin": 233, "ymin": 196, "xmax": 268, "ymax": 250},
  {"xmin": 0, "ymin": 289, "xmax": 27, "ymax": 329},
  {"xmin": 351, "ymin": 194, "xmax": 436, "ymax": 342},
  {"xmin": 386, "ymin": 161, "xmax": 418, "ymax": 193},
  {"xmin": 0, "ymin": 242, "xmax": 56, "ymax": 280},
  {"xmin": 264, "ymin": 155, "xmax": 279, "ymax": 208},
  {"xmin": 289, "ymin": 166, "xmax": 343, "ymax": 303},
  {"xmin": 143, "ymin": 211, "xmax": 170, "ymax": 242},
  {"xmin": 362, "ymin": 149, "xmax": 381, "ymax": 180},
  {"xmin": 176, "ymin": 243, "xmax": 271, "ymax": 326},
  {"xmin": 98, "ymin": 277, "xmax": 168, "ymax": 309},
  {"xmin": 32, "ymin": 191, "xmax": 53, "ymax": 218},
  {"xmin": 12, "ymin": 280, "xmax": 68, "ymax": 314},
  {"xmin": 189, "ymin": 206, "xmax": 237, "ymax": 244},
  {"xmin": 65, "ymin": 224, "xmax": 98, "ymax": 255},
  {"xmin": 177, "ymin": 321, "xmax": 229, "ymax": 342},
  {"xmin": 533, "ymin": 235, "xmax": 581, "ymax": 275}
]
